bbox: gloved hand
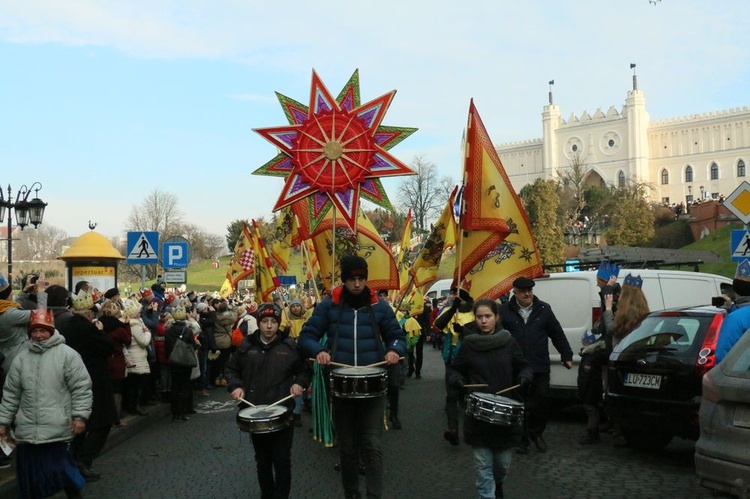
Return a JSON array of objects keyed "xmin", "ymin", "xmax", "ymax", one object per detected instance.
[
  {"xmin": 453, "ymin": 323, "xmax": 464, "ymax": 334},
  {"xmin": 451, "ymin": 297, "xmax": 461, "ymax": 310},
  {"xmin": 456, "ymin": 378, "xmax": 465, "ymax": 390},
  {"xmin": 518, "ymin": 377, "xmax": 531, "ymax": 396}
]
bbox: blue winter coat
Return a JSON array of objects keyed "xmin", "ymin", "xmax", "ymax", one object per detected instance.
[
  {"xmin": 715, "ymin": 297, "xmax": 750, "ymax": 363},
  {"xmin": 298, "ymin": 286, "xmax": 406, "ymax": 366}
]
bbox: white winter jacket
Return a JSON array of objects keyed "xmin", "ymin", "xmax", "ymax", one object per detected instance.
[
  {"xmin": 0, "ymin": 331, "xmax": 92, "ymax": 444},
  {"xmin": 127, "ymin": 318, "xmax": 152, "ymax": 375}
]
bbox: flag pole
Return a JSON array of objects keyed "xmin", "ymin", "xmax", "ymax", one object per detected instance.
[
  {"xmin": 331, "ymin": 207, "xmax": 337, "ymax": 290},
  {"xmin": 456, "ymin": 171, "xmax": 468, "ymax": 294}
]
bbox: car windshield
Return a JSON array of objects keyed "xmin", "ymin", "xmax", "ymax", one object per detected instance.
[{"xmin": 616, "ymin": 315, "xmax": 711, "ymax": 355}]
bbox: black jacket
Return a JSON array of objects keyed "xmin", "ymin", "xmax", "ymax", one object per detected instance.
[
  {"xmin": 447, "ymin": 329, "xmax": 533, "ymax": 448},
  {"xmin": 500, "ymin": 296, "xmax": 573, "ymax": 373},
  {"xmin": 224, "ymin": 331, "xmax": 312, "ymax": 411},
  {"xmin": 65, "ymin": 314, "xmax": 116, "ymax": 429}
]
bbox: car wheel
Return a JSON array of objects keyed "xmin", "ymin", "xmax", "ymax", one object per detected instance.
[{"xmin": 622, "ymin": 429, "xmax": 673, "ymax": 450}]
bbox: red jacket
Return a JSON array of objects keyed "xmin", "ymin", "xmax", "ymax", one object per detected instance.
[{"xmin": 153, "ymin": 321, "xmax": 168, "ymax": 365}]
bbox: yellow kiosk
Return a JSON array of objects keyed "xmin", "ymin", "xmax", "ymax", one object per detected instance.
[{"xmin": 60, "ymin": 231, "xmax": 124, "ymax": 292}]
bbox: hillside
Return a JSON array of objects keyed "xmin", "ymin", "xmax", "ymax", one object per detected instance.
[{"xmin": 680, "ymin": 222, "xmax": 740, "ymax": 279}]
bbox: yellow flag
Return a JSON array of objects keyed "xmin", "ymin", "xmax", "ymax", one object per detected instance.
[
  {"xmin": 396, "ymin": 210, "xmax": 412, "ymax": 294},
  {"xmin": 409, "ymin": 186, "xmax": 458, "ymax": 288},
  {"xmin": 270, "ymin": 207, "xmax": 297, "ymax": 273},
  {"xmin": 455, "ymin": 101, "xmax": 543, "ymax": 300},
  {"xmin": 226, "ymin": 224, "xmax": 255, "ymax": 288},
  {"xmin": 252, "ymin": 220, "xmax": 281, "ymax": 302},
  {"xmin": 219, "ymin": 278, "xmax": 233, "ymax": 299},
  {"xmin": 309, "ymin": 208, "xmax": 398, "ymax": 291}
]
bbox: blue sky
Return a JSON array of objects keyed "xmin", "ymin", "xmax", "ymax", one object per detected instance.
[{"xmin": 1, "ymin": 0, "xmax": 749, "ymax": 242}]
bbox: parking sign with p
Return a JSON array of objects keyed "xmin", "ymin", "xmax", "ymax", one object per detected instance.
[{"xmin": 162, "ymin": 241, "xmax": 189, "ymax": 269}]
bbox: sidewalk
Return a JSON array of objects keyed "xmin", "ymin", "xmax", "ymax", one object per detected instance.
[{"xmin": 0, "ymin": 402, "xmax": 172, "ymax": 499}]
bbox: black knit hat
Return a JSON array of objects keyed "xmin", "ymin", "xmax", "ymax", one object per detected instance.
[
  {"xmin": 104, "ymin": 288, "xmax": 120, "ymax": 300},
  {"xmin": 340, "ymin": 255, "xmax": 368, "ymax": 282},
  {"xmin": 256, "ymin": 303, "xmax": 281, "ymax": 323}
]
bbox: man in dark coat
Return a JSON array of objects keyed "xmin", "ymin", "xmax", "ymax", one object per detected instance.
[
  {"xmin": 500, "ymin": 277, "xmax": 573, "ymax": 454},
  {"xmin": 298, "ymin": 255, "xmax": 405, "ymax": 499},
  {"xmin": 65, "ymin": 293, "xmax": 116, "ymax": 482}
]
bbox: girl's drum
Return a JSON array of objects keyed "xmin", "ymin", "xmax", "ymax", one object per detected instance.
[
  {"xmin": 236, "ymin": 405, "xmax": 292, "ymax": 434},
  {"xmin": 330, "ymin": 366, "xmax": 387, "ymax": 399},
  {"xmin": 465, "ymin": 392, "xmax": 524, "ymax": 426}
]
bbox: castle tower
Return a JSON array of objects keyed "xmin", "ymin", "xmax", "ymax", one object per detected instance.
[
  {"xmin": 624, "ymin": 88, "xmax": 650, "ymax": 183},
  {"xmin": 542, "ymin": 103, "xmax": 561, "ymax": 177}
]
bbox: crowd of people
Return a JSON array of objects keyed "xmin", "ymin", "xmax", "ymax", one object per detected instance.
[{"xmin": 3, "ymin": 254, "xmax": 748, "ymax": 499}]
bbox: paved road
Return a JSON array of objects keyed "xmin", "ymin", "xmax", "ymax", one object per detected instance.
[{"xmin": 78, "ymin": 347, "xmax": 712, "ymax": 498}]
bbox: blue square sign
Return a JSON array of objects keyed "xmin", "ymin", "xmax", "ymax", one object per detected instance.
[
  {"xmin": 163, "ymin": 241, "xmax": 189, "ymax": 269},
  {"xmin": 126, "ymin": 232, "xmax": 159, "ymax": 264}
]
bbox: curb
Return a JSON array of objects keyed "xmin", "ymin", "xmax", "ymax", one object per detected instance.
[{"xmin": 0, "ymin": 403, "xmax": 171, "ymax": 499}]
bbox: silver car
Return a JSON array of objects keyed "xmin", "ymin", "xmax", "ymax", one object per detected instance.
[{"xmin": 695, "ymin": 328, "xmax": 750, "ymax": 497}]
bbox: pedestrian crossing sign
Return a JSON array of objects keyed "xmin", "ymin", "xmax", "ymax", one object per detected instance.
[
  {"xmin": 730, "ymin": 230, "xmax": 750, "ymax": 262},
  {"xmin": 126, "ymin": 231, "xmax": 159, "ymax": 264}
]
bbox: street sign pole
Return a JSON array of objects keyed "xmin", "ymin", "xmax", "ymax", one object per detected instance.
[{"xmin": 141, "ymin": 265, "xmax": 146, "ymax": 292}]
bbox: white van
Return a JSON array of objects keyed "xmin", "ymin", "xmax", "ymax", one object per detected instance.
[
  {"xmin": 531, "ymin": 269, "xmax": 732, "ymax": 398},
  {"xmin": 425, "ymin": 278, "xmax": 453, "ymax": 302}
]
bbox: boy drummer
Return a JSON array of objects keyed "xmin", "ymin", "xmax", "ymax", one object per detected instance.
[{"xmin": 225, "ymin": 303, "xmax": 311, "ymax": 499}]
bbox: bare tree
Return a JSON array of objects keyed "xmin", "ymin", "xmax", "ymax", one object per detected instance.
[
  {"xmin": 13, "ymin": 225, "xmax": 68, "ymax": 261},
  {"xmin": 397, "ymin": 156, "xmax": 446, "ymax": 232},
  {"xmin": 556, "ymin": 152, "xmax": 589, "ymax": 228},
  {"xmin": 181, "ymin": 223, "xmax": 225, "ymax": 260},
  {"xmin": 125, "ymin": 189, "xmax": 184, "ymax": 239}
]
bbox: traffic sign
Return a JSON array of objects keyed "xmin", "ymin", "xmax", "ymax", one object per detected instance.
[
  {"xmin": 163, "ymin": 270, "xmax": 187, "ymax": 284},
  {"xmin": 126, "ymin": 232, "xmax": 159, "ymax": 264},
  {"xmin": 163, "ymin": 241, "xmax": 189, "ymax": 269},
  {"xmin": 724, "ymin": 181, "xmax": 750, "ymax": 225},
  {"xmin": 731, "ymin": 230, "xmax": 750, "ymax": 261}
]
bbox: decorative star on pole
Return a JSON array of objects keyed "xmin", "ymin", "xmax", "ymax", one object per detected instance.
[{"xmin": 252, "ymin": 70, "xmax": 417, "ymax": 232}]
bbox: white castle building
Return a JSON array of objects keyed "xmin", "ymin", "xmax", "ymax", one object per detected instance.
[{"xmin": 498, "ymin": 76, "xmax": 750, "ymax": 205}]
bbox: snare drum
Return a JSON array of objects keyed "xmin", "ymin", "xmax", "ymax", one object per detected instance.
[
  {"xmin": 330, "ymin": 366, "xmax": 387, "ymax": 399},
  {"xmin": 465, "ymin": 392, "xmax": 524, "ymax": 427},
  {"xmin": 236, "ymin": 405, "xmax": 292, "ymax": 434}
]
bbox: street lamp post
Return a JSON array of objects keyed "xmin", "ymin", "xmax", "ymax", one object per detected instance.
[{"xmin": 0, "ymin": 183, "xmax": 48, "ymax": 284}]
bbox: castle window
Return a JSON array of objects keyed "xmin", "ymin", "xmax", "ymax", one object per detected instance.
[
  {"xmin": 618, "ymin": 170, "xmax": 625, "ymax": 188},
  {"xmin": 685, "ymin": 165, "xmax": 693, "ymax": 183},
  {"xmin": 571, "ymin": 144, "xmax": 578, "ymax": 152},
  {"xmin": 710, "ymin": 162, "xmax": 719, "ymax": 180},
  {"xmin": 661, "ymin": 169, "xmax": 669, "ymax": 185},
  {"xmin": 738, "ymin": 159, "xmax": 746, "ymax": 177}
]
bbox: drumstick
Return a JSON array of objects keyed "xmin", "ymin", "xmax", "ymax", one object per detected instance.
[
  {"xmin": 238, "ymin": 397, "xmax": 256, "ymax": 408},
  {"xmin": 496, "ymin": 384, "xmax": 521, "ymax": 395},
  {"xmin": 266, "ymin": 393, "xmax": 295, "ymax": 409},
  {"xmin": 365, "ymin": 357, "xmax": 405, "ymax": 368},
  {"xmin": 464, "ymin": 384, "xmax": 489, "ymax": 389},
  {"xmin": 307, "ymin": 358, "xmax": 354, "ymax": 369}
]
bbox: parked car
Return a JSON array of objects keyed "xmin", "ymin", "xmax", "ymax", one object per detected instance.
[
  {"xmin": 605, "ymin": 305, "xmax": 726, "ymax": 449},
  {"xmin": 695, "ymin": 327, "xmax": 750, "ymax": 497},
  {"xmin": 533, "ymin": 270, "xmax": 731, "ymax": 398}
]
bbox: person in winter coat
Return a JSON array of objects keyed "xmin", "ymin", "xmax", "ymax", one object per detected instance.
[
  {"xmin": 212, "ymin": 300, "xmax": 236, "ymax": 386},
  {"xmin": 447, "ymin": 299, "xmax": 533, "ymax": 499},
  {"xmin": 121, "ymin": 298, "xmax": 151, "ymax": 416},
  {"xmin": 0, "ymin": 308, "xmax": 93, "ymax": 499},
  {"xmin": 139, "ymin": 299, "xmax": 161, "ymax": 405},
  {"xmin": 99, "ymin": 300, "xmax": 132, "ymax": 423},
  {"xmin": 299, "ymin": 255, "xmax": 405, "ymax": 499},
  {"xmin": 0, "ymin": 271, "xmax": 48, "ymax": 378},
  {"xmin": 225, "ymin": 303, "xmax": 311, "ymax": 499},
  {"xmin": 65, "ymin": 289, "xmax": 116, "ymax": 483},
  {"xmin": 164, "ymin": 306, "xmax": 199, "ymax": 421},
  {"xmin": 46, "ymin": 285, "xmax": 74, "ymax": 335},
  {"xmin": 500, "ymin": 277, "xmax": 573, "ymax": 455},
  {"xmin": 433, "ymin": 287, "xmax": 475, "ymax": 446}
]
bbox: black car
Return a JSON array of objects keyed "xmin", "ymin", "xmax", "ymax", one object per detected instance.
[{"xmin": 605, "ymin": 306, "xmax": 725, "ymax": 449}]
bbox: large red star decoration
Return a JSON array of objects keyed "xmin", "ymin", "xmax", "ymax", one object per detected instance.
[{"xmin": 252, "ymin": 70, "xmax": 417, "ymax": 231}]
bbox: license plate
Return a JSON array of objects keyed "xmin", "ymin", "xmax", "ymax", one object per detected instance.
[{"xmin": 623, "ymin": 373, "xmax": 662, "ymax": 389}]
